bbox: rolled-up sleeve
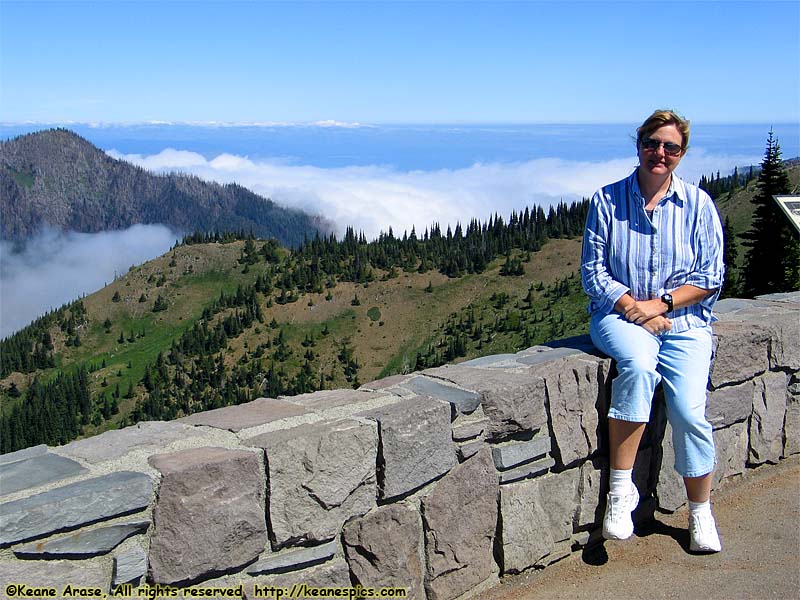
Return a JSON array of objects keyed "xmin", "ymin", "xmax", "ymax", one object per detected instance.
[
  {"xmin": 685, "ymin": 197, "xmax": 725, "ymax": 290},
  {"xmin": 581, "ymin": 191, "xmax": 629, "ymax": 314}
]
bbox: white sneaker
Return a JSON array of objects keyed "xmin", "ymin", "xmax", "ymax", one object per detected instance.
[
  {"xmin": 602, "ymin": 486, "xmax": 640, "ymax": 540},
  {"xmin": 689, "ymin": 512, "xmax": 722, "ymax": 552}
]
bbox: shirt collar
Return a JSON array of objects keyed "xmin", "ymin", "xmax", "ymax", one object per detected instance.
[{"xmin": 629, "ymin": 169, "xmax": 686, "ymax": 205}]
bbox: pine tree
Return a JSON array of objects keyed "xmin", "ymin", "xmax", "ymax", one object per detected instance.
[
  {"xmin": 741, "ymin": 131, "xmax": 799, "ymax": 296},
  {"xmin": 721, "ymin": 217, "xmax": 740, "ymax": 298}
]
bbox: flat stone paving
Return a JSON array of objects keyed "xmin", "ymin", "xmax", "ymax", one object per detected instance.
[{"xmin": 475, "ymin": 453, "xmax": 800, "ymax": 600}]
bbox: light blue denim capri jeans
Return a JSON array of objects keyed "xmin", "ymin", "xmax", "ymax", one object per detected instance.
[{"xmin": 590, "ymin": 311, "xmax": 716, "ymax": 478}]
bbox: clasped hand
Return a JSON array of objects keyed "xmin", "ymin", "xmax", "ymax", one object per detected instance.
[{"xmin": 623, "ymin": 299, "xmax": 671, "ymax": 335}]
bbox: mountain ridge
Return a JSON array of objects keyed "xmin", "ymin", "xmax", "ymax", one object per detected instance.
[{"xmin": 0, "ymin": 128, "xmax": 330, "ymax": 246}]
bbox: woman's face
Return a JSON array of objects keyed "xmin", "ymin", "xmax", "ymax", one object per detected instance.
[{"xmin": 637, "ymin": 124, "xmax": 684, "ymax": 179}]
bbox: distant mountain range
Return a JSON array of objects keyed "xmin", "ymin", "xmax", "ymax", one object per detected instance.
[{"xmin": 0, "ymin": 128, "xmax": 329, "ymax": 246}]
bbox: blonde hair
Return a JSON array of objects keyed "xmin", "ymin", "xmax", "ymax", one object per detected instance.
[{"xmin": 636, "ymin": 109, "xmax": 690, "ymax": 151}]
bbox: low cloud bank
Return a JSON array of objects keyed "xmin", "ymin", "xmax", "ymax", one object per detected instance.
[
  {"xmin": 1, "ymin": 224, "xmax": 178, "ymax": 339},
  {"xmin": 108, "ymin": 148, "xmax": 759, "ymax": 239},
  {"xmin": 3, "ymin": 149, "xmax": 759, "ymax": 337}
]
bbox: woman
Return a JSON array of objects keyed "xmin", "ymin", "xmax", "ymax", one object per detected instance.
[{"xmin": 581, "ymin": 109, "xmax": 725, "ymax": 552}]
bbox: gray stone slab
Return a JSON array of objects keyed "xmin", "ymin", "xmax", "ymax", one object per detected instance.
[
  {"xmin": 359, "ymin": 373, "xmax": 413, "ymax": 391},
  {"xmin": 749, "ymin": 371, "xmax": 788, "ymax": 465},
  {"xmin": 148, "ymin": 447, "xmax": 267, "ymax": 585},
  {"xmin": 60, "ymin": 421, "xmax": 208, "ymax": 463},
  {"xmin": 0, "ymin": 452, "xmax": 88, "ymax": 497},
  {"xmin": 452, "ymin": 418, "xmax": 488, "ymax": 442},
  {"xmin": 706, "ymin": 379, "xmax": 756, "ymax": 429},
  {"xmin": 459, "ymin": 353, "xmax": 518, "ymax": 368},
  {"xmin": 713, "ymin": 422, "xmax": 749, "ymax": 490},
  {"xmin": 0, "ymin": 444, "xmax": 48, "ymax": 466},
  {"xmin": 113, "ymin": 545, "xmax": 147, "ymax": 586},
  {"xmin": 458, "ymin": 440, "xmax": 484, "ymax": 462},
  {"xmin": 576, "ymin": 458, "xmax": 606, "ymax": 529},
  {"xmin": 422, "ymin": 447, "xmax": 498, "ymax": 600},
  {"xmin": 401, "ymin": 375, "xmax": 481, "ymax": 414},
  {"xmin": 515, "ymin": 346, "xmax": 588, "ymax": 366},
  {"xmin": 499, "ymin": 456, "xmax": 555, "ymax": 484},
  {"xmin": 656, "ymin": 422, "xmax": 685, "ymax": 512},
  {"xmin": 246, "ymin": 540, "xmax": 338, "ymax": 575},
  {"xmin": 710, "ymin": 321, "xmax": 772, "ymax": 388},
  {"xmin": 0, "ymin": 558, "xmax": 107, "ymax": 593},
  {"xmin": 785, "ymin": 394, "xmax": 800, "ymax": 457},
  {"xmin": 245, "ymin": 559, "xmax": 352, "ymax": 600},
  {"xmin": 491, "ymin": 435, "xmax": 551, "ymax": 470},
  {"xmin": 14, "ymin": 520, "xmax": 149, "ymax": 558},
  {"xmin": 361, "ymin": 396, "xmax": 456, "ymax": 500},
  {"xmin": 423, "ymin": 365, "xmax": 548, "ymax": 441},
  {"xmin": 178, "ymin": 397, "xmax": 309, "ymax": 432},
  {"xmin": 343, "ymin": 503, "xmax": 425, "ymax": 600},
  {"xmin": 248, "ymin": 419, "xmax": 377, "ymax": 549},
  {"xmin": 0, "ymin": 471, "xmax": 153, "ymax": 546},
  {"xmin": 281, "ymin": 388, "xmax": 384, "ymax": 410}
]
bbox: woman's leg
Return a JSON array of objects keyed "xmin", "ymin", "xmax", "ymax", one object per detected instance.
[
  {"xmin": 658, "ymin": 326, "xmax": 721, "ymax": 552},
  {"xmin": 590, "ymin": 313, "xmax": 661, "ymax": 540}
]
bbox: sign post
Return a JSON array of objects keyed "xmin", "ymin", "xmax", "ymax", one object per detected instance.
[{"xmin": 773, "ymin": 196, "xmax": 800, "ymax": 235}]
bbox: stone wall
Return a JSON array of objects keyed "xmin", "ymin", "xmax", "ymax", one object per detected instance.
[{"xmin": 1, "ymin": 294, "xmax": 798, "ymax": 599}]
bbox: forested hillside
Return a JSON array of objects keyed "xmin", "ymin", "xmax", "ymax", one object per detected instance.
[
  {"xmin": 0, "ymin": 129, "xmax": 329, "ymax": 246},
  {"xmin": 0, "ymin": 202, "xmax": 589, "ymax": 451}
]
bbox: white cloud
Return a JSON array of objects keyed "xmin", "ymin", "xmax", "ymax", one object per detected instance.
[
  {"xmin": 0, "ymin": 224, "xmax": 179, "ymax": 339},
  {"xmin": 107, "ymin": 148, "xmax": 760, "ymax": 239}
]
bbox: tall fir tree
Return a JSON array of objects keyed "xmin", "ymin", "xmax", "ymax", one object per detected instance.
[
  {"xmin": 721, "ymin": 216, "xmax": 740, "ymax": 298},
  {"xmin": 741, "ymin": 130, "xmax": 799, "ymax": 296}
]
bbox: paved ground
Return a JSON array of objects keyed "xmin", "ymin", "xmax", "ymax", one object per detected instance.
[{"xmin": 475, "ymin": 454, "xmax": 800, "ymax": 600}]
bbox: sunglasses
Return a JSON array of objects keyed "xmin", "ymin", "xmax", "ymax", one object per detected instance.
[{"xmin": 641, "ymin": 138, "xmax": 684, "ymax": 156}]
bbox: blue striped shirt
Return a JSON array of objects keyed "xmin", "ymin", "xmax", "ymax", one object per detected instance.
[{"xmin": 581, "ymin": 170, "xmax": 725, "ymax": 333}]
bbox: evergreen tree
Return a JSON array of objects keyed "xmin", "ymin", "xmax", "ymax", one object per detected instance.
[
  {"xmin": 721, "ymin": 217, "xmax": 741, "ymax": 298},
  {"xmin": 741, "ymin": 131, "xmax": 799, "ymax": 295}
]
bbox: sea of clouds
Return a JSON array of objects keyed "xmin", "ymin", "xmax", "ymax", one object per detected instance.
[{"xmin": 1, "ymin": 148, "xmax": 759, "ymax": 338}]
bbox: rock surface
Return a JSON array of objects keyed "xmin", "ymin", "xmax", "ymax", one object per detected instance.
[
  {"xmin": 148, "ymin": 447, "xmax": 266, "ymax": 585},
  {"xmin": 0, "ymin": 452, "xmax": 87, "ymax": 497},
  {"xmin": 343, "ymin": 503, "xmax": 425, "ymax": 600},
  {"xmin": 14, "ymin": 521, "xmax": 149, "ymax": 558},
  {"xmin": 360, "ymin": 396, "xmax": 455, "ymax": 499},
  {"xmin": 749, "ymin": 371, "xmax": 788, "ymax": 464},
  {"xmin": 249, "ymin": 419, "xmax": 377, "ymax": 548},
  {"xmin": 421, "ymin": 447, "xmax": 498, "ymax": 600},
  {"xmin": 0, "ymin": 471, "xmax": 152, "ymax": 546}
]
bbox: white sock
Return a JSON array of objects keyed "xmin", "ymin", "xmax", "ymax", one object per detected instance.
[
  {"xmin": 688, "ymin": 499, "xmax": 712, "ymax": 517},
  {"xmin": 610, "ymin": 468, "xmax": 634, "ymax": 496}
]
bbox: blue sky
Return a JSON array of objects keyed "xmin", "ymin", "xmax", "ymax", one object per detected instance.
[{"xmin": 1, "ymin": 0, "xmax": 798, "ymax": 124}]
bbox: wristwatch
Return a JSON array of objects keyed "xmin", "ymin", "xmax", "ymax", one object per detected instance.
[{"xmin": 660, "ymin": 293, "xmax": 674, "ymax": 313}]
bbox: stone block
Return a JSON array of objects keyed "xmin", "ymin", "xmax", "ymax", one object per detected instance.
[
  {"xmin": 499, "ymin": 469, "xmax": 579, "ymax": 573},
  {"xmin": 535, "ymin": 355, "xmax": 610, "ymax": 467},
  {"xmin": 14, "ymin": 520, "xmax": 149, "ymax": 558},
  {"xmin": 0, "ymin": 452, "xmax": 87, "ymax": 497},
  {"xmin": 247, "ymin": 540, "xmax": 338, "ymax": 576},
  {"xmin": 656, "ymin": 422, "xmax": 685, "ymax": 512},
  {"xmin": 401, "ymin": 375, "xmax": 481, "ymax": 414},
  {"xmin": 0, "ymin": 471, "xmax": 153, "ymax": 546},
  {"xmin": 706, "ymin": 380, "xmax": 755, "ymax": 429},
  {"xmin": 113, "ymin": 545, "xmax": 147, "ymax": 587},
  {"xmin": 457, "ymin": 440, "xmax": 484, "ymax": 462},
  {"xmin": 499, "ymin": 457, "xmax": 555, "ymax": 484},
  {"xmin": 421, "ymin": 447, "xmax": 498, "ymax": 600},
  {"xmin": 282, "ymin": 389, "xmax": 384, "ymax": 410},
  {"xmin": 148, "ymin": 447, "xmax": 266, "ymax": 585},
  {"xmin": 749, "ymin": 371, "xmax": 788, "ymax": 465},
  {"xmin": 491, "ymin": 435, "xmax": 550, "ymax": 470},
  {"xmin": 712, "ymin": 422, "xmax": 749, "ymax": 489},
  {"xmin": 784, "ymin": 393, "xmax": 800, "ymax": 457},
  {"xmin": 451, "ymin": 417, "xmax": 488, "ymax": 442},
  {"xmin": 343, "ymin": 503, "xmax": 424, "ymax": 600},
  {"xmin": 360, "ymin": 396, "xmax": 455, "ymax": 500},
  {"xmin": 248, "ymin": 419, "xmax": 377, "ymax": 549},
  {"xmin": 0, "ymin": 559, "xmax": 107, "ymax": 593},
  {"xmin": 422, "ymin": 365, "xmax": 547, "ymax": 441},
  {"xmin": 59, "ymin": 421, "xmax": 208, "ymax": 464},
  {"xmin": 0, "ymin": 444, "xmax": 47, "ymax": 465},
  {"xmin": 710, "ymin": 321, "xmax": 771, "ymax": 388},
  {"xmin": 179, "ymin": 398, "xmax": 308, "ymax": 432},
  {"xmin": 245, "ymin": 559, "xmax": 352, "ymax": 600},
  {"xmin": 576, "ymin": 458, "xmax": 605, "ymax": 529}
]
